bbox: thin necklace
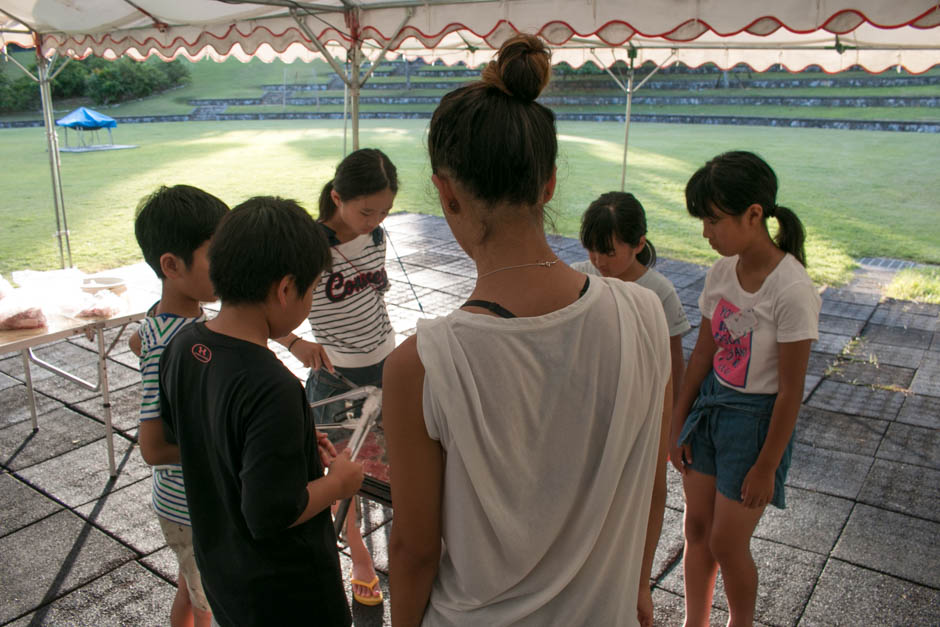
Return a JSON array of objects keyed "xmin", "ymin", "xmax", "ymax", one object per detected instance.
[{"xmin": 477, "ymin": 258, "xmax": 559, "ymax": 279}]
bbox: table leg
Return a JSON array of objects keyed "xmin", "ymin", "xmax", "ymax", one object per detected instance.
[
  {"xmin": 20, "ymin": 349, "xmax": 38, "ymax": 431},
  {"xmin": 97, "ymin": 327, "xmax": 117, "ymax": 477}
]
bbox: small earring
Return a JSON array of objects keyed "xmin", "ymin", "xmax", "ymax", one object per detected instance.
[{"xmin": 448, "ymin": 200, "xmax": 458, "ymax": 211}]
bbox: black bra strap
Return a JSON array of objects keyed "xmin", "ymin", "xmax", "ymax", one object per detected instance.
[
  {"xmin": 461, "ymin": 299, "xmax": 517, "ymax": 319},
  {"xmin": 461, "ymin": 278, "xmax": 590, "ymax": 319}
]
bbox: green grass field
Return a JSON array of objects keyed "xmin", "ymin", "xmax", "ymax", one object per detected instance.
[{"xmin": 2, "ymin": 119, "xmax": 938, "ymax": 295}]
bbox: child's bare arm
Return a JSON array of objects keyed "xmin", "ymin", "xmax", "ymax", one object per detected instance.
[
  {"xmin": 289, "ymin": 449, "xmax": 363, "ymax": 528},
  {"xmin": 385, "ymin": 337, "xmax": 443, "ymax": 627},
  {"xmin": 138, "ymin": 420, "xmax": 180, "ymax": 465},
  {"xmin": 128, "ymin": 329, "xmax": 142, "ymax": 356},
  {"xmin": 638, "ymin": 376, "xmax": 673, "ymax": 627},
  {"xmin": 275, "ymin": 334, "xmax": 334, "ymax": 372},
  {"xmin": 669, "ymin": 320, "xmax": 715, "ymax": 473},
  {"xmin": 740, "ymin": 339, "xmax": 812, "ymax": 508}
]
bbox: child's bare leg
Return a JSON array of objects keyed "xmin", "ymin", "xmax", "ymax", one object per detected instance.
[
  {"xmin": 346, "ymin": 497, "xmax": 380, "ymax": 601},
  {"xmin": 682, "ymin": 470, "xmax": 719, "ymax": 627},
  {"xmin": 170, "ymin": 571, "xmax": 193, "ymax": 627},
  {"xmin": 709, "ymin": 493, "xmax": 766, "ymax": 627},
  {"xmin": 193, "ymin": 604, "xmax": 212, "ymax": 627}
]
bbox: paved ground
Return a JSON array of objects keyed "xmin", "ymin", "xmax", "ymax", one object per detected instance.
[{"xmin": 1, "ymin": 212, "xmax": 938, "ymax": 626}]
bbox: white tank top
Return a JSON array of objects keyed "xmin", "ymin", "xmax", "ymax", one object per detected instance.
[{"xmin": 416, "ymin": 277, "xmax": 671, "ymax": 626}]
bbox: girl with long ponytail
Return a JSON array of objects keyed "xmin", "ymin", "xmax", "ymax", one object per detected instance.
[{"xmin": 670, "ymin": 150, "xmax": 821, "ymax": 626}]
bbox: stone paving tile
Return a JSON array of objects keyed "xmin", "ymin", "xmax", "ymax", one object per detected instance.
[
  {"xmin": 755, "ymin": 487, "xmax": 853, "ymax": 555},
  {"xmin": 405, "ymin": 267, "xmax": 472, "ymax": 291},
  {"xmin": 862, "ymin": 322, "xmax": 934, "ymax": 350},
  {"xmin": 817, "ymin": 313, "xmax": 865, "ymax": 337},
  {"xmin": 794, "ymin": 406, "xmax": 887, "ymax": 456},
  {"xmin": 0, "ymin": 509, "xmax": 135, "ymax": 624},
  {"xmin": 805, "ymin": 379, "xmax": 905, "ymax": 421},
  {"xmin": 107, "ymin": 349, "xmax": 141, "ymax": 371},
  {"xmin": 676, "ymin": 286, "xmax": 701, "ymax": 308},
  {"xmin": 139, "ymin": 546, "xmax": 176, "ymax": 582},
  {"xmin": 805, "ymin": 351, "xmax": 836, "ymax": 377},
  {"xmin": 652, "ymin": 588, "xmax": 733, "ymax": 627},
  {"xmin": 802, "ymin": 375, "xmax": 821, "ymax": 402},
  {"xmin": 843, "ymin": 338, "xmax": 926, "ymax": 368},
  {"xmin": 0, "ymin": 471, "xmax": 62, "ymax": 538},
  {"xmin": 16, "ymin": 435, "xmax": 149, "ymax": 509},
  {"xmin": 396, "ymin": 290, "xmax": 463, "ymax": 318},
  {"xmin": 386, "ymin": 234, "xmax": 451, "ymax": 258},
  {"xmin": 819, "ymin": 286, "xmax": 880, "ymax": 307},
  {"xmin": 812, "ymin": 331, "xmax": 853, "ymax": 356},
  {"xmin": 869, "ymin": 302, "xmax": 939, "ymax": 331},
  {"xmin": 819, "ymin": 298, "xmax": 876, "ymax": 321},
  {"xmin": 833, "ymin": 503, "xmax": 940, "ymax": 588},
  {"xmin": 384, "ymin": 260, "xmax": 424, "ymax": 282},
  {"xmin": 681, "ymin": 329, "xmax": 698, "ymax": 353},
  {"xmin": 787, "ymin": 443, "xmax": 873, "ymax": 500},
  {"xmin": 876, "ymin": 422, "xmax": 940, "ymax": 470},
  {"xmin": 396, "ymin": 250, "xmax": 466, "ymax": 270},
  {"xmin": 70, "ymin": 384, "xmax": 143, "ymax": 434},
  {"xmin": 0, "ymin": 370, "xmax": 18, "ymax": 391},
  {"xmin": 30, "ymin": 360, "xmax": 140, "ymax": 405},
  {"xmin": 857, "ymin": 458, "xmax": 940, "ymax": 522},
  {"xmin": 0, "ymin": 384, "xmax": 62, "ymax": 428},
  {"xmin": 0, "ymin": 406, "xmax": 106, "ymax": 471},
  {"xmin": 384, "ymin": 278, "xmax": 433, "ymax": 306},
  {"xmin": 824, "ymin": 358, "xmax": 915, "ymax": 390},
  {"xmin": 896, "ymin": 393, "xmax": 940, "ymax": 429},
  {"xmin": 910, "ymin": 353, "xmax": 940, "ymax": 397},
  {"xmin": 75, "ymin": 477, "xmax": 165, "ymax": 555},
  {"xmin": 6, "ymin": 561, "xmax": 175, "ymax": 627},
  {"xmin": 879, "ymin": 298, "xmax": 940, "ymax": 317},
  {"xmin": 659, "ymin": 537, "xmax": 825, "ymax": 627},
  {"xmin": 800, "ymin": 558, "xmax": 940, "ymax": 627},
  {"xmin": 435, "ymin": 256, "xmax": 477, "ymax": 278}
]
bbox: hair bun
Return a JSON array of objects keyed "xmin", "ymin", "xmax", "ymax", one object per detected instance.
[{"xmin": 480, "ymin": 33, "xmax": 551, "ymax": 102}]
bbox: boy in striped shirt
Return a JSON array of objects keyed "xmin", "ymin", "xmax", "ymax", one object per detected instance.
[{"xmin": 129, "ymin": 185, "xmax": 228, "ymax": 627}]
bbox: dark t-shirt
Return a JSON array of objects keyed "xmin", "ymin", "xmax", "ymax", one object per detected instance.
[{"xmin": 159, "ymin": 322, "xmax": 350, "ymax": 627}]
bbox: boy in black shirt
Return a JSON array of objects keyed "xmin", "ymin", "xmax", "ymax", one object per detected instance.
[{"xmin": 159, "ymin": 197, "xmax": 363, "ymax": 626}]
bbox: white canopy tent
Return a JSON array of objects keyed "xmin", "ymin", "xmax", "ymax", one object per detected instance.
[{"xmin": 2, "ymin": 0, "xmax": 939, "ymax": 267}]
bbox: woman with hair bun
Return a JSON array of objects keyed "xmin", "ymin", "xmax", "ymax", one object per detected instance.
[{"xmin": 384, "ymin": 34, "xmax": 672, "ymax": 626}]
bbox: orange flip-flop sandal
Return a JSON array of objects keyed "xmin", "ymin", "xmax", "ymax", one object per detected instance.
[{"xmin": 351, "ymin": 575, "xmax": 384, "ymax": 606}]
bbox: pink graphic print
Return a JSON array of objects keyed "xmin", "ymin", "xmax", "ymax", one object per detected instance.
[{"xmin": 710, "ymin": 298, "xmax": 751, "ymax": 388}]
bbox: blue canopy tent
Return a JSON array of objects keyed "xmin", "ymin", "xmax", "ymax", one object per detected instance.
[{"xmin": 55, "ymin": 106, "xmax": 116, "ymax": 149}]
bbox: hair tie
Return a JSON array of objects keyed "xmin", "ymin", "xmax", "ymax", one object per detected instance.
[{"xmin": 766, "ymin": 205, "xmax": 777, "ymax": 218}]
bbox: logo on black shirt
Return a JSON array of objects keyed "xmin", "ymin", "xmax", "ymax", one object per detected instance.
[{"xmin": 191, "ymin": 344, "xmax": 212, "ymax": 363}]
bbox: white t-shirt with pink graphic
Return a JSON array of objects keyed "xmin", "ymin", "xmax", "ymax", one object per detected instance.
[{"xmin": 699, "ymin": 254, "xmax": 821, "ymax": 394}]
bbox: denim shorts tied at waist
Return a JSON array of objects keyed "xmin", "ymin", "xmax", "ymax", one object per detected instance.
[{"xmin": 677, "ymin": 371, "xmax": 792, "ymax": 509}]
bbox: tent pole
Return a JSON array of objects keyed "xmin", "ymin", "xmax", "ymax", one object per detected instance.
[
  {"xmin": 351, "ymin": 42, "xmax": 361, "ymax": 151},
  {"xmin": 620, "ymin": 60, "xmax": 634, "ymax": 192},
  {"xmin": 35, "ymin": 48, "xmax": 72, "ymax": 268}
]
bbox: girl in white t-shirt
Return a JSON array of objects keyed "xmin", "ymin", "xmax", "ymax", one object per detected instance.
[
  {"xmin": 573, "ymin": 191, "xmax": 691, "ymax": 405},
  {"xmin": 669, "ymin": 151, "xmax": 820, "ymax": 626}
]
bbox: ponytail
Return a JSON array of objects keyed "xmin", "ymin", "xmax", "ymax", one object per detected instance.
[
  {"xmin": 638, "ymin": 239, "xmax": 657, "ymax": 268},
  {"xmin": 686, "ymin": 151, "xmax": 809, "ymax": 267},
  {"xmin": 771, "ymin": 204, "xmax": 807, "ymax": 267},
  {"xmin": 318, "ymin": 179, "xmax": 338, "ymax": 222},
  {"xmin": 317, "ymin": 148, "xmax": 399, "ymax": 223}
]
